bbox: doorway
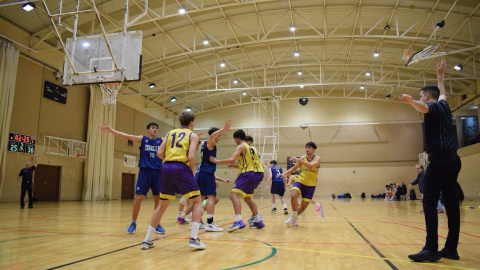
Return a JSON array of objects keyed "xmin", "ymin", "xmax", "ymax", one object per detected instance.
[
  {"xmin": 33, "ymin": 165, "xmax": 61, "ymax": 201},
  {"xmin": 121, "ymin": 173, "xmax": 135, "ymax": 199}
]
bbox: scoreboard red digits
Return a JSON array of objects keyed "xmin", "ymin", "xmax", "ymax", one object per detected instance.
[{"xmin": 8, "ymin": 132, "xmax": 35, "ymax": 154}]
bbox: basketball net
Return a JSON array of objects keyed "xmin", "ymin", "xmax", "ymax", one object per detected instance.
[{"xmin": 100, "ymin": 82, "xmax": 122, "ymax": 104}]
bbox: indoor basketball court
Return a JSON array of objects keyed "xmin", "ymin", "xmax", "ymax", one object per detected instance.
[{"xmin": 1, "ymin": 0, "xmax": 480, "ymax": 269}]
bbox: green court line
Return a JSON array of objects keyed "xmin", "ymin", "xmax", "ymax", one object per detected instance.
[{"xmin": 221, "ymin": 237, "xmax": 277, "ymax": 270}]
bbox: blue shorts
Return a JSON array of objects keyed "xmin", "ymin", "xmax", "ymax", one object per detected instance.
[
  {"xmin": 232, "ymin": 171, "xmax": 255, "ymax": 198},
  {"xmin": 254, "ymin": 172, "xmax": 264, "ymax": 189},
  {"xmin": 160, "ymin": 162, "xmax": 200, "ymax": 200},
  {"xmin": 270, "ymin": 181, "xmax": 285, "ymax": 196},
  {"xmin": 196, "ymin": 171, "xmax": 216, "ymax": 196},
  {"xmin": 136, "ymin": 167, "xmax": 161, "ymax": 196}
]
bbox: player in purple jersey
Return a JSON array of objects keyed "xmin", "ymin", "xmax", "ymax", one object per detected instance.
[{"xmin": 98, "ymin": 122, "xmax": 165, "ymax": 234}]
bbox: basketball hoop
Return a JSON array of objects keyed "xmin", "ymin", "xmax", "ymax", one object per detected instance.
[
  {"xmin": 100, "ymin": 82, "xmax": 122, "ymax": 104},
  {"xmin": 406, "ymin": 44, "xmax": 446, "ymax": 67},
  {"xmin": 76, "ymin": 153, "xmax": 86, "ymax": 158}
]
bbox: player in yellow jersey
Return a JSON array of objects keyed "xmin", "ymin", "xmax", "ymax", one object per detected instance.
[
  {"xmin": 141, "ymin": 111, "xmax": 206, "ymax": 250},
  {"xmin": 279, "ymin": 142, "xmax": 321, "ymax": 226},
  {"xmin": 210, "ymin": 130, "xmax": 265, "ymax": 231}
]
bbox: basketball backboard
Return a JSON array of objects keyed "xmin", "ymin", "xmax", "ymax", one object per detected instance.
[{"xmin": 62, "ymin": 31, "xmax": 142, "ymax": 85}]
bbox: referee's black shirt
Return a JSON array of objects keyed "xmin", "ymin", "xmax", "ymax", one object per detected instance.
[{"xmin": 424, "ymin": 99, "xmax": 458, "ymax": 154}]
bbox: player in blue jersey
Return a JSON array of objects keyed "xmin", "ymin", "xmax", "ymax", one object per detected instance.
[
  {"xmin": 98, "ymin": 122, "xmax": 165, "ymax": 234},
  {"xmin": 265, "ymin": 160, "xmax": 288, "ymax": 214},
  {"xmin": 195, "ymin": 120, "xmax": 232, "ymax": 232}
]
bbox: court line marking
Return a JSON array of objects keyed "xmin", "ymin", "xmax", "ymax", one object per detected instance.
[
  {"xmin": 205, "ymin": 239, "xmax": 477, "ymax": 270},
  {"xmin": 220, "ymin": 237, "xmax": 277, "ymax": 270},
  {"xmin": 329, "ymin": 202, "xmax": 398, "ymax": 270}
]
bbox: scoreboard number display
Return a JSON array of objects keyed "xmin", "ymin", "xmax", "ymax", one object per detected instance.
[{"xmin": 8, "ymin": 132, "xmax": 36, "ymax": 154}]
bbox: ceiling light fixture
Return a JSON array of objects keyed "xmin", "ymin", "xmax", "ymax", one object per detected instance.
[
  {"xmin": 148, "ymin": 83, "xmax": 156, "ymax": 88},
  {"xmin": 170, "ymin": 96, "xmax": 177, "ymax": 102},
  {"xmin": 294, "ymin": 51, "xmax": 299, "ymax": 57},
  {"xmin": 454, "ymin": 64, "xmax": 463, "ymax": 71},
  {"xmin": 384, "ymin": 24, "xmax": 391, "ymax": 30},
  {"xmin": 220, "ymin": 62, "xmax": 226, "ymax": 68},
  {"xmin": 297, "ymin": 70, "xmax": 302, "ymax": 76},
  {"xmin": 233, "ymin": 79, "xmax": 238, "ymax": 84},
  {"xmin": 373, "ymin": 51, "xmax": 379, "ymax": 57},
  {"xmin": 186, "ymin": 107, "xmax": 192, "ymax": 112},
  {"xmin": 436, "ymin": 20, "xmax": 445, "ymax": 28},
  {"xmin": 300, "ymin": 85, "xmax": 304, "ymax": 89},
  {"xmin": 290, "ymin": 25, "xmax": 296, "ymax": 32},
  {"xmin": 203, "ymin": 39, "xmax": 209, "ymax": 45},
  {"xmin": 22, "ymin": 3, "xmax": 35, "ymax": 12},
  {"xmin": 360, "ymin": 85, "xmax": 365, "ymax": 90},
  {"xmin": 242, "ymin": 91, "xmax": 247, "ymax": 96},
  {"xmin": 366, "ymin": 71, "xmax": 371, "ymax": 76},
  {"xmin": 178, "ymin": 7, "xmax": 186, "ymax": 14}
]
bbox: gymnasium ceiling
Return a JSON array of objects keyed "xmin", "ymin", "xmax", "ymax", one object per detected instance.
[{"xmin": 1, "ymin": 0, "xmax": 480, "ymax": 116}]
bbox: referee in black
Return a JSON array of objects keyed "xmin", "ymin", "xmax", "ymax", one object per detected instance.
[
  {"xmin": 399, "ymin": 59, "xmax": 461, "ymax": 262},
  {"xmin": 17, "ymin": 154, "xmax": 37, "ymax": 209}
]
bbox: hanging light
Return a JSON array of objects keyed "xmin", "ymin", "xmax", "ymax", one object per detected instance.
[
  {"xmin": 148, "ymin": 83, "xmax": 156, "ymax": 88},
  {"xmin": 178, "ymin": 7, "xmax": 186, "ymax": 14},
  {"xmin": 233, "ymin": 79, "xmax": 238, "ymax": 84},
  {"xmin": 22, "ymin": 3, "xmax": 35, "ymax": 12},
  {"xmin": 366, "ymin": 71, "xmax": 371, "ymax": 76},
  {"xmin": 360, "ymin": 85, "xmax": 365, "ymax": 90},
  {"xmin": 454, "ymin": 64, "xmax": 463, "ymax": 71},
  {"xmin": 294, "ymin": 51, "xmax": 300, "ymax": 57},
  {"xmin": 297, "ymin": 70, "xmax": 302, "ymax": 76},
  {"xmin": 242, "ymin": 91, "xmax": 247, "ymax": 96},
  {"xmin": 220, "ymin": 62, "xmax": 226, "ymax": 68},
  {"xmin": 290, "ymin": 25, "xmax": 296, "ymax": 32},
  {"xmin": 203, "ymin": 39, "xmax": 209, "ymax": 45},
  {"xmin": 170, "ymin": 96, "xmax": 177, "ymax": 102},
  {"xmin": 186, "ymin": 107, "xmax": 192, "ymax": 112},
  {"xmin": 373, "ymin": 51, "xmax": 379, "ymax": 57}
]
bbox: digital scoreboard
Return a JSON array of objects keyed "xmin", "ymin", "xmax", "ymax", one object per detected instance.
[{"xmin": 8, "ymin": 132, "xmax": 36, "ymax": 154}]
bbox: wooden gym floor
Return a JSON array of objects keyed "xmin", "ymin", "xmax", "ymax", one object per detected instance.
[{"xmin": 1, "ymin": 197, "xmax": 479, "ymax": 270}]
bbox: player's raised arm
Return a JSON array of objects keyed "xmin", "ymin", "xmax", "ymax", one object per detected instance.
[
  {"xmin": 207, "ymin": 120, "xmax": 232, "ymax": 149},
  {"xmin": 398, "ymin": 94, "xmax": 429, "ymax": 113},
  {"xmin": 98, "ymin": 123, "xmax": 142, "ymax": 142},
  {"xmin": 436, "ymin": 59, "xmax": 447, "ymax": 101}
]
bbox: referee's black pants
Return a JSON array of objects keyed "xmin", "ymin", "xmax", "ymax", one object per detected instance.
[
  {"xmin": 20, "ymin": 183, "xmax": 33, "ymax": 208},
  {"xmin": 422, "ymin": 153, "xmax": 461, "ymax": 252}
]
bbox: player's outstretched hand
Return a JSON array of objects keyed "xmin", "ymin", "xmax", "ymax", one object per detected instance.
[
  {"xmin": 223, "ymin": 120, "xmax": 233, "ymax": 131},
  {"xmin": 436, "ymin": 59, "xmax": 447, "ymax": 76},
  {"xmin": 97, "ymin": 123, "xmax": 112, "ymax": 133},
  {"xmin": 196, "ymin": 130, "xmax": 204, "ymax": 137},
  {"xmin": 209, "ymin": 156, "xmax": 218, "ymax": 163},
  {"xmin": 398, "ymin": 94, "xmax": 413, "ymax": 104}
]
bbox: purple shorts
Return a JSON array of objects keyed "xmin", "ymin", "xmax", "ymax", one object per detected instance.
[
  {"xmin": 232, "ymin": 171, "xmax": 255, "ymax": 198},
  {"xmin": 292, "ymin": 181, "xmax": 316, "ymax": 202},
  {"xmin": 253, "ymin": 172, "xmax": 264, "ymax": 189},
  {"xmin": 160, "ymin": 162, "xmax": 200, "ymax": 200}
]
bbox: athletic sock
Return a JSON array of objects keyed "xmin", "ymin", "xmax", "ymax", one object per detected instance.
[
  {"xmin": 235, "ymin": 214, "xmax": 242, "ymax": 221},
  {"xmin": 272, "ymin": 203, "xmax": 276, "ymax": 208},
  {"xmin": 145, "ymin": 225, "xmax": 156, "ymax": 241},
  {"xmin": 131, "ymin": 220, "xmax": 136, "ymax": 223},
  {"xmin": 253, "ymin": 215, "xmax": 260, "ymax": 222},
  {"xmin": 207, "ymin": 214, "xmax": 214, "ymax": 224},
  {"xmin": 191, "ymin": 222, "xmax": 200, "ymax": 239},
  {"xmin": 283, "ymin": 203, "xmax": 287, "ymax": 208}
]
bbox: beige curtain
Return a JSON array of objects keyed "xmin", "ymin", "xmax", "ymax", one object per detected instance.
[
  {"xmin": 0, "ymin": 38, "xmax": 19, "ymax": 196},
  {"xmin": 83, "ymin": 85, "xmax": 116, "ymax": 200}
]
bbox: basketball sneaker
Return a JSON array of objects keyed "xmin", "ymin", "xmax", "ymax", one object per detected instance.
[
  {"xmin": 188, "ymin": 238, "xmax": 206, "ymax": 249},
  {"xmin": 271, "ymin": 207, "xmax": 277, "ymax": 212},
  {"xmin": 316, "ymin": 204, "xmax": 322, "ymax": 211},
  {"xmin": 284, "ymin": 214, "xmax": 298, "ymax": 225},
  {"xmin": 185, "ymin": 213, "xmax": 192, "ymax": 223},
  {"xmin": 205, "ymin": 223, "xmax": 224, "ymax": 232},
  {"xmin": 199, "ymin": 220, "xmax": 205, "ymax": 229},
  {"xmin": 127, "ymin": 222, "xmax": 136, "ymax": 233},
  {"xmin": 141, "ymin": 240, "xmax": 155, "ymax": 250},
  {"xmin": 291, "ymin": 220, "xmax": 298, "ymax": 226},
  {"xmin": 227, "ymin": 220, "xmax": 246, "ymax": 232},
  {"xmin": 249, "ymin": 220, "xmax": 265, "ymax": 229},
  {"xmin": 284, "ymin": 208, "xmax": 288, "ymax": 214},
  {"xmin": 155, "ymin": 224, "xmax": 166, "ymax": 234},
  {"xmin": 247, "ymin": 215, "xmax": 254, "ymax": 225},
  {"xmin": 177, "ymin": 216, "xmax": 186, "ymax": 224}
]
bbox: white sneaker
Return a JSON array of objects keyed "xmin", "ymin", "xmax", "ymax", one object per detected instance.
[
  {"xmin": 185, "ymin": 213, "xmax": 192, "ymax": 223},
  {"xmin": 199, "ymin": 221, "xmax": 205, "ymax": 229},
  {"xmin": 205, "ymin": 223, "xmax": 224, "ymax": 232},
  {"xmin": 285, "ymin": 214, "xmax": 298, "ymax": 225},
  {"xmin": 188, "ymin": 238, "xmax": 206, "ymax": 249},
  {"xmin": 141, "ymin": 240, "xmax": 155, "ymax": 250}
]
